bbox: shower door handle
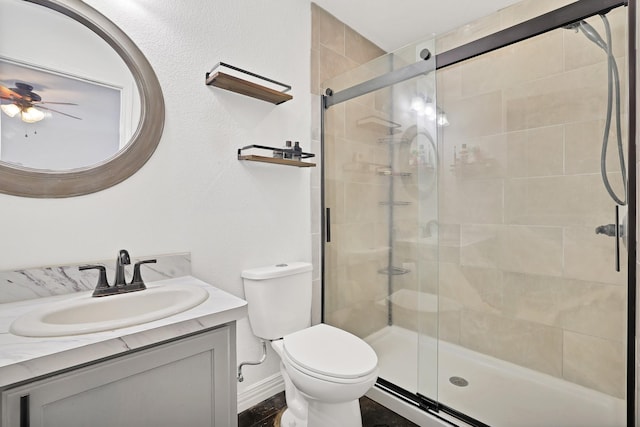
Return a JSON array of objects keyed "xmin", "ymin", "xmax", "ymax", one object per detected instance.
[
  {"xmin": 325, "ymin": 208, "xmax": 331, "ymax": 243},
  {"xmin": 595, "ymin": 205, "xmax": 621, "ymax": 272}
]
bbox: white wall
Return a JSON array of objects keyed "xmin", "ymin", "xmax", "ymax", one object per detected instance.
[{"xmin": 0, "ymin": 0, "xmax": 311, "ymax": 397}]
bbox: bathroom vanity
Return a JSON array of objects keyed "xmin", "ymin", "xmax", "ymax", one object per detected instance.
[{"xmin": 0, "ymin": 276, "xmax": 247, "ymax": 427}]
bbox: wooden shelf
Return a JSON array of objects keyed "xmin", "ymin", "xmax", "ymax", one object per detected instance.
[
  {"xmin": 238, "ymin": 154, "xmax": 316, "ymax": 168},
  {"xmin": 237, "ymin": 144, "xmax": 316, "ymax": 168},
  {"xmin": 205, "ymin": 63, "xmax": 292, "ymax": 105}
]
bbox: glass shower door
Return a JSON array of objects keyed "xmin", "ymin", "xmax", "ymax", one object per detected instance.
[
  {"xmin": 322, "ymin": 2, "xmax": 630, "ymax": 426},
  {"xmin": 432, "ymin": 8, "xmax": 628, "ymax": 426},
  {"xmin": 322, "ymin": 38, "xmax": 439, "ymax": 399}
]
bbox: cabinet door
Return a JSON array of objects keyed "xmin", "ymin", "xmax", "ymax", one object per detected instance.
[{"xmin": 2, "ymin": 325, "xmax": 237, "ymax": 427}]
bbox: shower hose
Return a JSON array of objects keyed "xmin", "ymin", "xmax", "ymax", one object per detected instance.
[{"xmin": 579, "ymin": 15, "xmax": 628, "ymax": 206}]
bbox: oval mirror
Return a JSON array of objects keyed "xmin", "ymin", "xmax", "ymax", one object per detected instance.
[{"xmin": 0, "ymin": 0, "xmax": 164, "ymax": 197}]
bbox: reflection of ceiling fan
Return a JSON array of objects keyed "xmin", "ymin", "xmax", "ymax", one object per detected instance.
[{"xmin": 0, "ymin": 82, "xmax": 81, "ymax": 123}]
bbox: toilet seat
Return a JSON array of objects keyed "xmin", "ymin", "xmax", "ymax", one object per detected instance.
[{"xmin": 283, "ymin": 324, "xmax": 378, "ymax": 381}]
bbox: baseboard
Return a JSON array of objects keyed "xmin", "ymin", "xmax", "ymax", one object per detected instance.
[{"xmin": 237, "ymin": 372, "xmax": 285, "ymax": 413}]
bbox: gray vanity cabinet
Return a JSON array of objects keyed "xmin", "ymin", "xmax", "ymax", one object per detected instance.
[{"xmin": 1, "ymin": 325, "xmax": 237, "ymax": 427}]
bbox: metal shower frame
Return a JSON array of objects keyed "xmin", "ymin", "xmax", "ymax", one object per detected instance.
[{"xmin": 320, "ymin": 0, "xmax": 636, "ymax": 425}]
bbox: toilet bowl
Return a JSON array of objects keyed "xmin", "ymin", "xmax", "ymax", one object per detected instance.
[
  {"xmin": 241, "ymin": 263, "xmax": 379, "ymax": 427},
  {"xmin": 272, "ymin": 324, "xmax": 378, "ymax": 426}
]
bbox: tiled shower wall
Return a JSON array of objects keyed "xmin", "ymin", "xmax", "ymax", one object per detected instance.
[
  {"xmin": 310, "ymin": 3, "xmax": 386, "ymax": 325},
  {"xmin": 433, "ymin": 2, "xmax": 627, "ymax": 398},
  {"xmin": 313, "ymin": 0, "xmax": 629, "ymax": 399}
]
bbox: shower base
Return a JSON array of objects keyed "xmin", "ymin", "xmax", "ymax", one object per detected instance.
[{"xmin": 366, "ymin": 326, "xmax": 624, "ymax": 427}]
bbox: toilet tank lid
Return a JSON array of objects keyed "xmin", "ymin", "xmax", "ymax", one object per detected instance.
[{"xmin": 241, "ymin": 262, "xmax": 312, "ymax": 280}]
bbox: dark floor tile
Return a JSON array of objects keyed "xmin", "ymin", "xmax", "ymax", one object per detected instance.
[
  {"xmin": 360, "ymin": 396, "xmax": 419, "ymax": 427},
  {"xmin": 238, "ymin": 392, "xmax": 286, "ymax": 427},
  {"xmin": 238, "ymin": 393, "xmax": 418, "ymax": 427}
]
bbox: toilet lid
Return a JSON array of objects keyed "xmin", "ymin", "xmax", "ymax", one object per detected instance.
[{"xmin": 283, "ymin": 324, "xmax": 378, "ymax": 379}]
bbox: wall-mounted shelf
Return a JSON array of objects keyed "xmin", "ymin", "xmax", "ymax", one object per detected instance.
[
  {"xmin": 357, "ymin": 116, "xmax": 401, "ymax": 133},
  {"xmin": 377, "ymin": 167, "xmax": 412, "ymax": 177},
  {"xmin": 205, "ymin": 62, "xmax": 293, "ymax": 105},
  {"xmin": 377, "ymin": 266, "xmax": 411, "ymax": 276},
  {"xmin": 238, "ymin": 145, "xmax": 316, "ymax": 168},
  {"xmin": 379, "ymin": 201, "xmax": 412, "ymax": 206}
]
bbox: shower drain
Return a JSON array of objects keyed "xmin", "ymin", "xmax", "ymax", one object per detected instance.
[{"xmin": 449, "ymin": 376, "xmax": 469, "ymax": 387}]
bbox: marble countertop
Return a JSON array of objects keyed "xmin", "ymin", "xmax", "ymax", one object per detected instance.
[{"xmin": 0, "ymin": 276, "xmax": 247, "ymax": 388}]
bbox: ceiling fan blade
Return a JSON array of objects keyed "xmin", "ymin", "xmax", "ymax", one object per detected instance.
[
  {"xmin": 0, "ymin": 85, "xmax": 21, "ymax": 99},
  {"xmin": 38, "ymin": 105, "xmax": 82, "ymax": 120}
]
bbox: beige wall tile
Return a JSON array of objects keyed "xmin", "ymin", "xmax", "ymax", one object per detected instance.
[
  {"xmin": 344, "ymin": 182, "xmax": 387, "ymax": 223},
  {"xmin": 503, "ymin": 272, "xmax": 626, "ymax": 341},
  {"xmin": 319, "ymin": 45, "xmax": 359, "ymax": 89},
  {"xmin": 498, "ymin": 225, "xmax": 563, "ymax": 276},
  {"xmin": 504, "ymin": 174, "xmax": 620, "ymax": 227},
  {"xmin": 460, "ymin": 224, "xmax": 500, "ymax": 268},
  {"xmin": 326, "ymin": 301, "xmax": 388, "ymax": 339},
  {"xmin": 563, "ymin": 331, "xmax": 625, "ymax": 398},
  {"xmin": 504, "ymin": 62, "xmax": 611, "ymax": 132},
  {"xmin": 438, "ymin": 309, "xmax": 462, "ymax": 344},
  {"xmin": 460, "ymin": 31, "xmax": 563, "ymax": 98},
  {"xmin": 345, "ymin": 25, "xmax": 385, "ymax": 65},
  {"xmin": 324, "ymin": 102, "xmax": 345, "ymax": 139},
  {"xmin": 439, "ymin": 177, "xmax": 504, "ymax": 225},
  {"xmin": 315, "ymin": 4, "xmax": 344, "ymax": 55},
  {"xmin": 310, "ymin": 48, "xmax": 320, "ymax": 95},
  {"xmin": 460, "ymin": 309, "xmax": 563, "ymax": 377},
  {"xmin": 564, "ymin": 225, "xmax": 627, "ymax": 286},
  {"xmin": 436, "ymin": 64, "xmax": 462, "ymax": 103},
  {"xmin": 502, "ymin": 272, "xmax": 563, "ymax": 327},
  {"xmin": 560, "ymin": 280, "xmax": 626, "ymax": 342},
  {"xmin": 440, "ymin": 90, "xmax": 503, "ymax": 142},
  {"xmin": 506, "ymin": 126, "xmax": 564, "ymax": 178},
  {"xmin": 420, "ymin": 260, "xmax": 439, "ymax": 295},
  {"xmin": 565, "ymin": 118, "xmax": 627, "ymax": 175},
  {"xmin": 438, "ymin": 263, "xmax": 503, "ymax": 314},
  {"xmin": 339, "ymin": 221, "xmax": 384, "ymax": 260}
]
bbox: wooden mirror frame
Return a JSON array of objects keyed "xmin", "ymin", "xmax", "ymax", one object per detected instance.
[{"xmin": 0, "ymin": 0, "xmax": 165, "ymax": 198}]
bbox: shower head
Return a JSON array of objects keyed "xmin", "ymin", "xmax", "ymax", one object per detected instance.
[
  {"xmin": 578, "ymin": 20, "xmax": 608, "ymax": 50},
  {"xmin": 563, "ymin": 21, "xmax": 582, "ymax": 31},
  {"xmin": 564, "ymin": 20, "xmax": 608, "ymax": 51}
]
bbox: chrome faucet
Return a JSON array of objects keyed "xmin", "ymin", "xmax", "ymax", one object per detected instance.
[{"xmin": 114, "ymin": 249, "xmax": 131, "ymax": 287}]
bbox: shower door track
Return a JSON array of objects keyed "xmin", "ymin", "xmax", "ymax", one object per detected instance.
[
  {"xmin": 323, "ymin": 0, "xmax": 627, "ymax": 109},
  {"xmin": 321, "ymin": 0, "xmax": 637, "ymax": 425}
]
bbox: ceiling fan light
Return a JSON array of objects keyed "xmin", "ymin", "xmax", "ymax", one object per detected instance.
[
  {"xmin": 1, "ymin": 103, "xmax": 20, "ymax": 118},
  {"xmin": 21, "ymin": 107, "xmax": 45, "ymax": 123}
]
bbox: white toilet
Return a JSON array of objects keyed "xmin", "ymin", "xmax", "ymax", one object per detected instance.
[{"xmin": 241, "ymin": 262, "xmax": 378, "ymax": 427}]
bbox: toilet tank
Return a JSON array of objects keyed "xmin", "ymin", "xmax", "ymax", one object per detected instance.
[{"xmin": 241, "ymin": 262, "xmax": 313, "ymax": 340}]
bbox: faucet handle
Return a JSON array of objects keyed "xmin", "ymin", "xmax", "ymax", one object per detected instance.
[
  {"xmin": 130, "ymin": 259, "xmax": 157, "ymax": 289},
  {"xmin": 79, "ymin": 265, "xmax": 111, "ymax": 296}
]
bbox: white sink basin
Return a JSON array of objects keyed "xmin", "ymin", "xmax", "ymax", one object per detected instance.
[{"xmin": 10, "ymin": 284, "xmax": 209, "ymax": 337}]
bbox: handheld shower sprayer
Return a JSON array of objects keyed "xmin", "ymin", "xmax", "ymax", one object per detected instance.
[{"xmin": 565, "ymin": 20, "xmax": 608, "ymax": 50}]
